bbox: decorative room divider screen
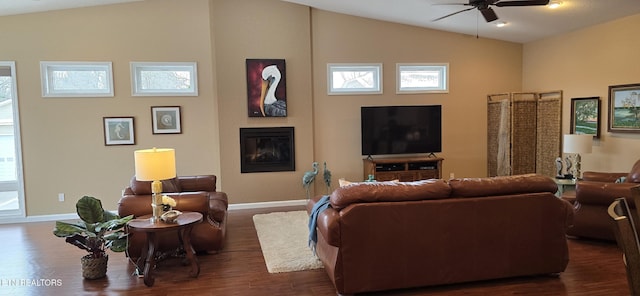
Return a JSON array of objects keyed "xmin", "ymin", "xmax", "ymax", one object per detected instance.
[{"xmin": 487, "ymin": 91, "xmax": 562, "ymax": 178}]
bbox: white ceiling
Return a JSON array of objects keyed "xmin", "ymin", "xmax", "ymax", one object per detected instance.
[
  {"xmin": 280, "ymin": 0, "xmax": 640, "ymax": 43},
  {"xmin": 0, "ymin": 0, "xmax": 142, "ymax": 17},
  {"xmin": 2, "ymin": 0, "xmax": 640, "ymax": 43}
]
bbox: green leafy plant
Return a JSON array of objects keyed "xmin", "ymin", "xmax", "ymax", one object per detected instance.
[{"xmin": 53, "ymin": 196, "xmax": 133, "ymax": 258}]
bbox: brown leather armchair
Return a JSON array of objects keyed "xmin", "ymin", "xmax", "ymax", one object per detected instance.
[
  {"xmin": 567, "ymin": 160, "xmax": 640, "ymax": 241},
  {"xmin": 118, "ymin": 175, "xmax": 228, "ymax": 258}
]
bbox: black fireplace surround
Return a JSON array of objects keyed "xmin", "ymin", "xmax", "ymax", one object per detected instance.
[{"xmin": 240, "ymin": 127, "xmax": 295, "ymax": 173}]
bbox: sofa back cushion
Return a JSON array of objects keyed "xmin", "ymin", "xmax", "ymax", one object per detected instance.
[
  {"xmin": 330, "ymin": 179, "xmax": 451, "ymax": 210},
  {"xmin": 448, "ymin": 174, "xmax": 557, "ymax": 198},
  {"xmin": 129, "ymin": 175, "xmax": 182, "ymax": 195},
  {"xmin": 627, "ymin": 159, "xmax": 640, "ymax": 183}
]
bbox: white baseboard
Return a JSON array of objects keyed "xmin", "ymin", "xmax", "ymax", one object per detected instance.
[
  {"xmin": 0, "ymin": 213, "xmax": 79, "ymax": 224},
  {"xmin": 228, "ymin": 199, "xmax": 307, "ymax": 210},
  {"xmin": 0, "ymin": 200, "xmax": 308, "ymax": 224}
]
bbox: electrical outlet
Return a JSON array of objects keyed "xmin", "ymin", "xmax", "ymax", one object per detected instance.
[
  {"xmin": 449, "ymin": 173, "xmax": 455, "ymax": 180},
  {"xmin": 58, "ymin": 193, "xmax": 64, "ymax": 202}
]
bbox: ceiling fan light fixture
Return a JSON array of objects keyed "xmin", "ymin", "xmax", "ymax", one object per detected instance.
[
  {"xmin": 549, "ymin": 1, "xmax": 563, "ymax": 9},
  {"xmin": 496, "ymin": 21, "xmax": 508, "ymax": 27}
]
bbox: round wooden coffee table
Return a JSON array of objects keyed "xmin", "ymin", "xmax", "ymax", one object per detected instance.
[{"xmin": 127, "ymin": 211, "xmax": 203, "ymax": 287}]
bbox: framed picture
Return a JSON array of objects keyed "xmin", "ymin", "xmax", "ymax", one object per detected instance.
[
  {"xmin": 151, "ymin": 106, "xmax": 182, "ymax": 134},
  {"xmin": 609, "ymin": 83, "xmax": 640, "ymax": 133},
  {"xmin": 570, "ymin": 97, "xmax": 600, "ymax": 138},
  {"xmin": 103, "ymin": 117, "xmax": 135, "ymax": 145},
  {"xmin": 246, "ymin": 59, "xmax": 287, "ymax": 117}
]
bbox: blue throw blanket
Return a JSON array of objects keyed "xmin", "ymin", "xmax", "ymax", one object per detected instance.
[{"xmin": 308, "ymin": 195, "xmax": 331, "ymax": 255}]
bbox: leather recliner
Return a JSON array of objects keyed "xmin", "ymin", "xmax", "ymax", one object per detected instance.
[
  {"xmin": 118, "ymin": 175, "xmax": 228, "ymax": 258},
  {"xmin": 567, "ymin": 160, "xmax": 640, "ymax": 241}
]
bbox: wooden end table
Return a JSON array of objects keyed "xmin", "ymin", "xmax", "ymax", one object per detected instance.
[{"xmin": 127, "ymin": 211, "xmax": 203, "ymax": 287}]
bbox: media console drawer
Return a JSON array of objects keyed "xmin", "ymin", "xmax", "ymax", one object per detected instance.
[{"xmin": 364, "ymin": 157, "xmax": 443, "ymax": 182}]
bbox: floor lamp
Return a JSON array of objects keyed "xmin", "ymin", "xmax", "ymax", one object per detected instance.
[
  {"xmin": 563, "ymin": 134, "xmax": 593, "ymax": 180},
  {"xmin": 134, "ymin": 148, "xmax": 176, "ymax": 223}
]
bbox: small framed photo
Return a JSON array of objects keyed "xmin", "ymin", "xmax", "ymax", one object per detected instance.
[
  {"xmin": 608, "ymin": 83, "xmax": 640, "ymax": 133},
  {"xmin": 103, "ymin": 117, "xmax": 135, "ymax": 146},
  {"xmin": 570, "ymin": 97, "xmax": 600, "ymax": 138},
  {"xmin": 151, "ymin": 106, "xmax": 182, "ymax": 134}
]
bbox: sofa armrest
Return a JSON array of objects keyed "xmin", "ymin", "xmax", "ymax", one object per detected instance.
[
  {"xmin": 179, "ymin": 175, "xmax": 217, "ymax": 192},
  {"xmin": 582, "ymin": 172, "xmax": 627, "ymax": 182},
  {"xmin": 209, "ymin": 191, "xmax": 228, "ymax": 222},
  {"xmin": 317, "ymin": 207, "xmax": 341, "ymax": 247},
  {"xmin": 575, "ymin": 181, "xmax": 639, "ymax": 207}
]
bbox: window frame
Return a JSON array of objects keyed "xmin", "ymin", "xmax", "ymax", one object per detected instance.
[
  {"xmin": 130, "ymin": 62, "xmax": 198, "ymax": 96},
  {"xmin": 40, "ymin": 61, "xmax": 114, "ymax": 97},
  {"xmin": 327, "ymin": 63, "xmax": 383, "ymax": 95},
  {"xmin": 0, "ymin": 61, "xmax": 26, "ymax": 219},
  {"xmin": 396, "ymin": 63, "xmax": 449, "ymax": 94}
]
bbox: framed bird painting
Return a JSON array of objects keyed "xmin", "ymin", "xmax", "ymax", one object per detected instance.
[{"xmin": 246, "ymin": 59, "xmax": 287, "ymax": 117}]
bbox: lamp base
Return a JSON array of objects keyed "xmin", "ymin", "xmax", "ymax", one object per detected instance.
[{"xmin": 151, "ymin": 180, "xmax": 163, "ymax": 224}]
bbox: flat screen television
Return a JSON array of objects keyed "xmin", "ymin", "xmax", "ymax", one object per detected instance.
[{"xmin": 361, "ymin": 105, "xmax": 442, "ymax": 156}]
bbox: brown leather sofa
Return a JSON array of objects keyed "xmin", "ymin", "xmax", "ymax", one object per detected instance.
[
  {"xmin": 307, "ymin": 174, "xmax": 573, "ymax": 295},
  {"xmin": 566, "ymin": 160, "xmax": 640, "ymax": 241},
  {"xmin": 118, "ymin": 175, "xmax": 228, "ymax": 258}
]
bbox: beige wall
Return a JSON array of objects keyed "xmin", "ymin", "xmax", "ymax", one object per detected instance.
[
  {"xmin": 211, "ymin": 0, "xmax": 315, "ymax": 203},
  {"xmin": 523, "ymin": 13, "xmax": 640, "ymax": 173},
  {"xmin": 5, "ymin": 0, "xmax": 635, "ymax": 217},
  {"xmin": 310, "ymin": 10, "xmax": 522, "ymax": 184},
  {"xmin": 0, "ymin": 0, "xmax": 221, "ymax": 215}
]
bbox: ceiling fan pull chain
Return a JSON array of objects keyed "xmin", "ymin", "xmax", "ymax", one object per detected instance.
[{"xmin": 476, "ymin": 11, "xmax": 479, "ymax": 39}]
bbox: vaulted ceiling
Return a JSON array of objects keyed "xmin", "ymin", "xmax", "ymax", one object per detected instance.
[{"xmin": 3, "ymin": 0, "xmax": 640, "ymax": 43}]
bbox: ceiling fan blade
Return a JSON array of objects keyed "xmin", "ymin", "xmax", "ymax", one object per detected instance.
[
  {"xmin": 480, "ymin": 7, "xmax": 498, "ymax": 22},
  {"xmin": 494, "ymin": 0, "xmax": 550, "ymax": 7},
  {"xmin": 432, "ymin": 2, "xmax": 469, "ymax": 5},
  {"xmin": 432, "ymin": 7, "xmax": 476, "ymax": 22}
]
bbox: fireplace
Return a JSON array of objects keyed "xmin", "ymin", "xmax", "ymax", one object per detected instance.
[{"xmin": 240, "ymin": 127, "xmax": 295, "ymax": 173}]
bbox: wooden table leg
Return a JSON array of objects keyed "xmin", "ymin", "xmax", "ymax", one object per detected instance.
[
  {"xmin": 143, "ymin": 232, "xmax": 158, "ymax": 287},
  {"xmin": 180, "ymin": 226, "xmax": 200, "ymax": 277},
  {"xmin": 135, "ymin": 238, "xmax": 148, "ymax": 277}
]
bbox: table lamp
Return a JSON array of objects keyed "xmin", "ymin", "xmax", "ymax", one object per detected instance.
[
  {"xmin": 563, "ymin": 134, "xmax": 592, "ymax": 180},
  {"xmin": 134, "ymin": 148, "xmax": 176, "ymax": 223}
]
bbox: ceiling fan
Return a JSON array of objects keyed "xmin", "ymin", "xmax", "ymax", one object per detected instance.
[{"xmin": 433, "ymin": 0, "xmax": 550, "ymax": 23}]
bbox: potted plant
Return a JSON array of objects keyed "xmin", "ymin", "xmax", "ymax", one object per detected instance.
[{"xmin": 53, "ymin": 195, "xmax": 133, "ymax": 279}]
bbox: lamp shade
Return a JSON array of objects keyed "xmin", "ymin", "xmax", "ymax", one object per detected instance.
[
  {"xmin": 563, "ymin": 134, "xmax": 593, "ymax": 154},
  {"xmin": 134, "ymin": 148, "xmax": 176, "ymax": 181}
]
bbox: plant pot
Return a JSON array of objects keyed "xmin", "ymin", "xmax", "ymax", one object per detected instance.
[{"xmin": 81, "ymin": 254, "xmax": 108, "ymax": 280}]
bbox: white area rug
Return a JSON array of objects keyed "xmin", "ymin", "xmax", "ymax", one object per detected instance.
[{"xmin": 253, "ymin": 210, "xmax": 324, "ymax": 273}]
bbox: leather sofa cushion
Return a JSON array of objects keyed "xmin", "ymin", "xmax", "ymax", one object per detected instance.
[
  {"xmin": 129, "ymin": 176, "xmax": 182, "ymax": 194},
  {"xmin": 330, "ymin": 179, "xmax": 451, "ymax": 210},
  {"xmin": 575, "ymin": 181, "xmax": 639, "ymax": 206},
  {"xmin": 449, "ymin": 173, "xmax": 557, "ymax": 198},
  {"xmin": 628, "ymin": 160, "xmax": 640, "ymax": 183}
]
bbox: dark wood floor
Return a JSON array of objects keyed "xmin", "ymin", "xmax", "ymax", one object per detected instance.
[{"xmin": 0, "ymin": 205, "xmax": 631, "ymax": 296}]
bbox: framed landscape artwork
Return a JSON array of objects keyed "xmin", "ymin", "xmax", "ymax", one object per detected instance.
[
  {"xmin": 570, "ymin": 97, "xmax": 600, "ymax": 138},
  {"xmin": 103, "ymin": 117, "xmax": 135, "ymax": 145},
  {"xmin": 608, "ymin": 83, "xmax": 640, "ymax": 133},
  {"xmin": 245, "ymin": 59, "xmax": 287, "ymax": 117}
]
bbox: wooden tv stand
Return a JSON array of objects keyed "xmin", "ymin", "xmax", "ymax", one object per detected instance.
[{"xmin": 363, "ymin": 157, "xmax": 443, "ymax": 182}]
